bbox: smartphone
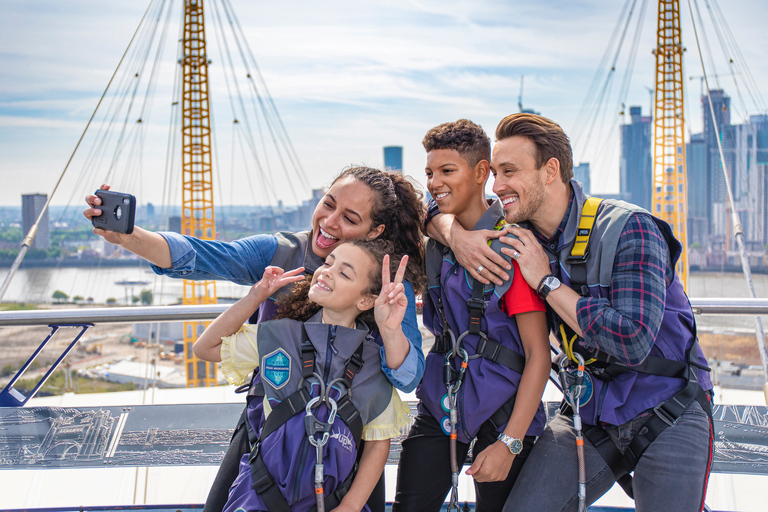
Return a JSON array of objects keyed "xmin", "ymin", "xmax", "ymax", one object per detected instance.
[{"xmin": 92, "ymin": 190, "xmax": 136, "ymax": 234}]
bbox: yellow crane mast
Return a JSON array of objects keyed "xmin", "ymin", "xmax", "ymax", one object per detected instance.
[
  {"xmin": 652, "ymin": 0, "xmax": 689, "ymax": 289},
  {"xmin": 181, "ymin": 0, "xmax": 218, "ymax": 387}
]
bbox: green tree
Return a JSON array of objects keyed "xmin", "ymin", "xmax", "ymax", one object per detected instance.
[
  {"xmin": 131, "ymin": 296, "xmax": 140, "ymax": 304},
  {"xmin": 106, "ymin": 298, "xmax": 117, "ymax": 305},
  {"xmin": 1, "ymin": 364, "xmax": 15, "ymax": 377},
  {"xmin": 52, "ymin": 290, "xmax": 69, "ymax": 302},
  {"xmin": 73, "ymin": 295, "xmax": 84, "ymax": 302},
  {"xmin": 140, "ymin": 289, "xmax": 153, "ymax": 306}
]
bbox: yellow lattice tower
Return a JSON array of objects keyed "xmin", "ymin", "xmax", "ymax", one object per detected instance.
[
  {"xmin": 182, "ymin": 0, "xmax": 218, "ymax": 387},
  {"xmin": 652, "ymin": 0, "xmax": 689, "ymax": 290}
]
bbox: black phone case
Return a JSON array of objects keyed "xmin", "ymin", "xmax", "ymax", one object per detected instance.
[{"xmin": 92, "ymin": 190, "xmax": 136, "ymax": 234}]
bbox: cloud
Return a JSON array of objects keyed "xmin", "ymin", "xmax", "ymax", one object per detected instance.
[{"xmin": 1, "ymin": 0, "xmax": 766, "ymax": 206}]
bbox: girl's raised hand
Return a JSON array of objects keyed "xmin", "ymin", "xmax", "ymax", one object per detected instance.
[
  {"xmin": 253, "ymin": 266, "xmax": 305, "ymax": 297},
  {"xmin": 374, "ymin": 254, "xmax": 409, "ymax": 333}
]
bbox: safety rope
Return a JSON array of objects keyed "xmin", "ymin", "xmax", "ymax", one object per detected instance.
[
  {"xmin": 304, "ymin": 380, "xmax": 340, "ymax": 512},
  {"xmin": 444, "ymin": 348, "xmax": 468, "ymax": 512},
  {"xmin": 559, "ymin": 353, "xmax": 587, "ymax": 512}
]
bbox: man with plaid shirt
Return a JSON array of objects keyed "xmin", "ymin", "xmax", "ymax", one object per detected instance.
[{"xmin": 426, "ymin": 113, "xmax": 713, "ymax": 511}]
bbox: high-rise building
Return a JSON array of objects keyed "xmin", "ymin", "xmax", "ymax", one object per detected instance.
[
  {"xmin": 384, "ymin": 146, "xmax": 403, "ymax": 173},
  {"xmin": 702, "ymin": 90, "xmax": 735, "ymax": 241},
  {"xmin": 21, "ymin": 193, "xmax": 49, "ymax": 250},
  {"xmin": 686, "ymin": 133, "xmax": 708, "ymax": 245},
  {"xmin": 620, "ymin": 106, "xmax": 652, "ymax": 211},
  {"xmin": 730, "ymin": 116, "xmax": 768, "ymax": 248},
  {"xmin": 573, "ymin": 162, "xmax": 591, "ymax": 195}
]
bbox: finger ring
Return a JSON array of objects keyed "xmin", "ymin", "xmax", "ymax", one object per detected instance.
[
  {"xmin": 477, "ymin": 265, "xmax": 485, "ymax": 273},
  {"xmin": 512, "ymin": 251, "xmax": 521, "ymax": 259}
]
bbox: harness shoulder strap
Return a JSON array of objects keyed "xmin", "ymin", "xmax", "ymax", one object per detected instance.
[{"xmin": 567, "ymin": 196, "xmax": 603, "ymax": 296}]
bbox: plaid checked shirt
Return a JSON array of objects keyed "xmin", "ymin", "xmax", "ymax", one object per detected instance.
[{"xmin": 532, "ymin": 194, "xmax": 673, "ymax": 367}]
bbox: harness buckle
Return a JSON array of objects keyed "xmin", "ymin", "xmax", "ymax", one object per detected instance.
[
  {"xmin": 566, "ymin": 250, "xmax": 590, "ymax": 263},
  {"xmin": 652, "ymin": 401, "xmax": 681, "ymax": 427},
  {"xmin": 467, "ymin": 297, "xmax": 486, "ymax": 317}
]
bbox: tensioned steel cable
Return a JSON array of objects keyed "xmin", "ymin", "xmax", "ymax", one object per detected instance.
[
  {"xmin": 686, "ymin": 0, "xmax": 768, "ymax": 390},
  {"xmin": 223, "ymin": 0, "xmax": 310, "ymax": 186},
  {"xmin": 0, "ymin": 1, "xmax": 158, "ymax": 302},
  {"xmin": 208, "ymin": 0, "xmax": 276, "ymax": 206}
]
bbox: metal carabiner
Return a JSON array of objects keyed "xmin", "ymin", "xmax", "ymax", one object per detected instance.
[{"xmin": 305, "ymin": 395, "xmax": 339, "ymax": 449}]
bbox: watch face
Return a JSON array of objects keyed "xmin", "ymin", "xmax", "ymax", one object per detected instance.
[
  {"xmin": 509, "ymin": 437, "xmax": 523, "ymax": 454},
  {"xmin": 545, "ymin": 276, "xmax": 560, "ymax": 289}
]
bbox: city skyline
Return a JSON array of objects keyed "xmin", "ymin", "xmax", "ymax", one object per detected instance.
[{"xmin": 1, "ymin": 1, "xmax": 767, "ymax": 209}]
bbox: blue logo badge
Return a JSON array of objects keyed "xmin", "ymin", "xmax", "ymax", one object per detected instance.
[
  {"xmin": 440, "ymin": 416, "xmax": 451, "ymax": 435},
  {"xmin": 262, "ymin": 348, "xmax": 291, "ymax": 389}
]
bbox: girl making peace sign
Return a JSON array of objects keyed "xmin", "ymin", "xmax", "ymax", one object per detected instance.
[{"xmin": 195, "ymin": 239, "xmax": 414, "ymax": 512}]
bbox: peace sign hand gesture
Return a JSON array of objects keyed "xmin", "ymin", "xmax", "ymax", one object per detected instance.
[{"xmin": 374, "ymin": 254, "xmax": 409, "ymax": 334}]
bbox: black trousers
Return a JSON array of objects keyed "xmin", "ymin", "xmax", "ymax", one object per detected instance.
[
  {"xmin": 202, "ymin": 409, "xmax": 386, "ymax": 512},
  {"xmin": 392, "ymin": 413, "xmax": 534, "ymax": 512}
]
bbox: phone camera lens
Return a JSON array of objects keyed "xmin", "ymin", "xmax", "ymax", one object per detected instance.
[{"xmin": 115, "ymin": 206, "xmax": 123, "ymax": 220}]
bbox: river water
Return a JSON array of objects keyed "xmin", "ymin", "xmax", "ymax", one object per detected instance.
[
  {"xmin": 1, "ymin": 265, "xmax": 250, "ymax": 306},
  {"xmin": 1, "ymin": 266, "xmax": 766, "ymax": 330}
]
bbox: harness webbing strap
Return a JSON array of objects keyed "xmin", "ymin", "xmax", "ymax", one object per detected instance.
[
  {"xmin": 474, "ymin": 336, "xmax": 526, "ymax": 375},
  {"xmin": 249, "ymin": 451, "xmax": 292, "ymax": 512},
  {"xmin": 566, "ymin": 196, "xmax": 603, "ymax": 296},
  {"xmin": 466, "ymin": 279, "xmax": 486, "ymax": 336},
  {"xmin": 482, "ymin": 393, "xmax": 518, "ymax": 433},
  {"xmin": 570, "ymin": 196, "xmax": 603, "ymax": 259},
  {"xmin": 342, "ymin": 343, "xmax": 365, "ymax": 389},
  {"xmin": 575, "ymin": 342, "xmax": 713, "ymax": 500},
  {"xmin": 260, "ymin": 387, "xmax": 313, "ymax": 440},
  {"xmin": 300, "ymin": 329, "xmax": 315, "ymax": 379}
]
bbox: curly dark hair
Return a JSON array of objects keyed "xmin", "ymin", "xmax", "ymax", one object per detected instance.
[
  {"xmin": 495, "ymin": 113, "xmax": 573, "ymax": 183},
  {"xmin": 331, "ymin": 167, "xmax": 426, "ymax": 293},
  {"xmin": 274, "ymin": 239, "xmax": 411, "ymax": 328},
  {"xmin": 422, "ymin": 119, "xmax": 491, "ymax": 169}
]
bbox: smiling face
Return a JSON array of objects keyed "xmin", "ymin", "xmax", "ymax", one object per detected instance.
[
  {"xmin": 425, "ymin": 148, "xmax": 488, "ymax": 227},
  {"xmin": 307, "ymin": 243, "xmax": 376, "ymax": 318},
  {"xmin": 491, "ymin": 136, "xmax": 549, "ymax": 225},
  {"xmin": 310, "ymin": 177, "xmax": 385, "ymax": 258}
]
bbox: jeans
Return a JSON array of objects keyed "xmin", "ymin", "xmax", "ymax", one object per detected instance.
[
  {"xmin": 502, "ymin": 400, "xmax": 713, "ymax": 512},
  {"xmin": 393, "ymin": 413, "xmax": 535, "ymax": 512}
]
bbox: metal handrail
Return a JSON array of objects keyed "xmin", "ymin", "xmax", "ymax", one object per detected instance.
[{"xmin": 0, "ymin": 298, "xmax": 766, "ymax": 327}]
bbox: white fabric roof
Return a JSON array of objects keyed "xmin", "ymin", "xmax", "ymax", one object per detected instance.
[{"xmin": 2, "ymin": 385, "xmax": 766, "ymax": 510}]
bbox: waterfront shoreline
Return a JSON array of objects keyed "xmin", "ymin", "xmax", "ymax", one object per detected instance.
[{"xmin": 0, "ymin": 259, "xmax": 151, "ymax": 269}]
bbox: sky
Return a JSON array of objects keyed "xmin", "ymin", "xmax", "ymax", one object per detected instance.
[{"xmin": 1, "ymin": 0, "xmax": 767, "ymax": 209}]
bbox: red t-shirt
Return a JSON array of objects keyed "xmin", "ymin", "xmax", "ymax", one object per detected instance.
[{"xmin": 500, "ymin": 260, "xmax": 546, "ymax": 316}]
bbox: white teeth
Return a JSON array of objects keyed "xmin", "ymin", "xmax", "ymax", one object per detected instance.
[
  {"xmin": 501, "ymin": 196, "xmax": 518, "ymax": 206},
  {"xmin": 316, "ymin": 280, "xmax": 331, "ymax": 291},
  {"xmin": 435, "ymin": 192, "xmax": 449, "ymax": 199},
  {"xmin": 319, "ymin": 227, "xmax": 338, "ymax": 240}
]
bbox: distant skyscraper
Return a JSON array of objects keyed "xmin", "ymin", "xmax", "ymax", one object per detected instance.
[
  {"xmin": 730, "ymin": 116, "xmax": 768, "ymax": 247},
  {"xmin": 573, "ymin": 162, "xmax": 591, "ymax": 195},
  {"xmin": 168, "ymin": 216, "xmax": 181, "ymax": 234},
  {"xmin": 620, "ymin": 106, "xmax": 652, "ymax": 211},
  {"xmin": 686, "ymin": 133, "xmax": 708, "ymax": 245},
  {"xmin": 21, "ymin": 193, "xmax": 49, "ymax": 250},
  {"xmin": 384, "ymin": 146, "xmax": 403, "ymax": 173},
  {"xmin": 702, "ymin": 90, "xmax": 734, "ymax": 241}
]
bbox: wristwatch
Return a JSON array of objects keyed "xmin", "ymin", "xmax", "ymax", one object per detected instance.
[
  {"xmin": 497, "ymin": 433, "xmax": 523, "ymax": 455},
  {"xmin": 537, "ymin": 274, "xmax": 561, "ymax": 300}
]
